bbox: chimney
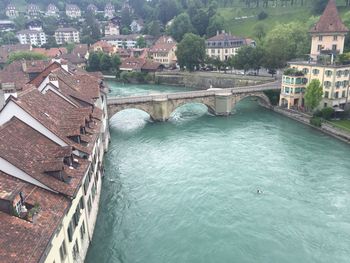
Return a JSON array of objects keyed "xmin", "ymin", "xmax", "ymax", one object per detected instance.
[
  {"xmin": 216, "ymin": 30, "xmax": 219, "ymax": 36},
  {"xmin": 21, "ymin": 59, "xmax": 27, "ymax": 73}
]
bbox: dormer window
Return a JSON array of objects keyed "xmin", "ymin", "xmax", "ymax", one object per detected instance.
[{"xmin": 80, "ymin": 126, "xmax": 86, "ymax": 135}]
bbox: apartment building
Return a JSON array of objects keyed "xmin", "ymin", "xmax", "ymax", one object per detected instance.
[
  {"xmin": 66, "ymin": 4, "xmax": 81, "ymax": 18},
  {"xmin": 16, "ymin": 29, "xmax": 47, "ymax": 46},
  {"xmin": 55, "ymin": 28, "xmax": 80, "ymax": 45},
  {"xmin": 5, "ymin": 4, "xmax": 18, "ymax": 19},
  {"xmin": 279, "ymin": 0, "xmax": 350, "ymax": 110}
]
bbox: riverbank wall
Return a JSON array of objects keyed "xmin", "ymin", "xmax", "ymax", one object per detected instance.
[
  {"xmin": 273, "ymin": 107, "xmax": 350, "ymax": 144},
  {"xmin": 155, "ymin": 72, "xmax": 275, "ymax": 89}
]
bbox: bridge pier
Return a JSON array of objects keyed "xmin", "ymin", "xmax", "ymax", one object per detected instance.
[
  {"xmin": 214, "ymin": 93, "xmax": 233, "ymax": 116},
  {"xmin": 151, "ymin": 98, "xmax": 171, "ymax": 122}
]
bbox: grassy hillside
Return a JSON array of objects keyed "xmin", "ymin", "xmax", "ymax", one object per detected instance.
[{"xmin": 219, "ymin": 5, "xmax": 350, "ymax": 38}]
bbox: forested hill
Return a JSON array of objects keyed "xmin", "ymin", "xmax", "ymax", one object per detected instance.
[{"xmin": 3, "ymin": 0, "xmax": 350, "ymax": 38}]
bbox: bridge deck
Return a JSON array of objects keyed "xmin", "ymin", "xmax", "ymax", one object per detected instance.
[{"xmin": 107, "ymin": 81, "xmax": 281, "ymax": 105}]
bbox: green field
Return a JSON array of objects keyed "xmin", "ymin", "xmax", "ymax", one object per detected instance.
[
  {"xmin": 219, "ymin": 5, "xmax": 350, "ymax": 38},
  {"xmin": 329, "ymin": 120, "xmax": 350, "ymax": 132}
]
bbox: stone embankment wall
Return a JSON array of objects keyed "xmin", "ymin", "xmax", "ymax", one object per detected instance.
[
  {"xmin": 273, "ymin": 107, "xmax": 350, "ymax": 144},
  {"xmin": 155, "ymin": 72, "xmax": 274, "ymax": 89}
]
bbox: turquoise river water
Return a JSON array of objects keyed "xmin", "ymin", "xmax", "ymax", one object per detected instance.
[{"xmin": 86, "ymin": 81, "xmax": 350, "ymax": 263}]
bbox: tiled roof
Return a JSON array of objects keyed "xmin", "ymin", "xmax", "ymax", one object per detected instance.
[
  {"xmin": 120, "ymin": 57, "xmax": 162, "ymax": 71},
  {"xmin": 61, "ymin": 53, "xmax": 86, "ymax": 64},
  {"xmin": 72, "ymin": 44, "xmax": 88, "ymax": 57},
  {"xmin": 66, "ymin": 4, "xmax": 80, "ymax": 11},
  {"xmin": 206, "ymin": 32, "xmax": 244, "ymax": 42},
  {"xmin": 32, "ymin": 47, "xmax": 67, "ymax": 58},
  {"xmin": 0, "ymin": 44, "xmax": 31, "ymax": 64},
  {"xmin": 149, "ymin": 36, "xmax": 177, "ymax": 53},
  {"xmin": 55, "ymin": 27, "xmax": 78, "ymax": 33},
  {"xmin": 0, "ymin": 171, "xmax": 70, "ymax": 263},
  {"xmin": 0, "ymin": 117, "xmax": 88, "ymax": 197},
  {"xmin": 309, "ymin": 0, "xmax": 349, "ymax": 33}
]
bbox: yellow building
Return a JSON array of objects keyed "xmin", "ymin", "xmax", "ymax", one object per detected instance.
[
  {"xmin": 279, "ymin": 0, "xmax": 350, "ymax": 110},
  {"xmin": 205, "ymin": 31, "xmax": 254, "ymax": 61},
  {"xmin": 149, "ymin": 36, "xmax": 177, "ymax": 68}
]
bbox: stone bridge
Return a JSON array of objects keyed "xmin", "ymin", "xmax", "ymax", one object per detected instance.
[{"xmin": 107, "ymin": 82, "xmax": 280, "ymax": 121}]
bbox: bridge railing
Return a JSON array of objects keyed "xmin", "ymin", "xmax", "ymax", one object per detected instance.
[{"xmin": 107, "ymin": 82, "xmax": 281, "ymax": 105}]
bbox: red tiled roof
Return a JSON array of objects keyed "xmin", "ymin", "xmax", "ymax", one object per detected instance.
[
  {"xmin": 206, "ymin": 32, "xmax": 244, "ymax": 42},
  {"xmin": 0, "ymin": 117, "xmax": 88, "ymax": 197},
  {"xmin": 149, "ymin": 36, "xmax": 177, "ymax": 53},
  {"xmin": 32, "ymin": 47, "xmax": 67, "ymax": 58},
  {"xmin": 309, "ymin": 0, "xmax": 349, "ymax": 33},
  {"xmin": 0, "ymin": 171, "xmax": 70, "ymax": 263}
]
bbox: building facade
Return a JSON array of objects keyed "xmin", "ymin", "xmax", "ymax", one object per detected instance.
[
  {"xmin": 104, "ymin": 3, "xmax": 115, "ymax": 19},
  {"xmin": 55, "ymin": 28, "xmax": 80, "ymax": 45},
  {"xmin": 5, "ymin": 4, "xmax": 18, "ymax": 19},
  {"xmin": 27, "ymin": 4, "xmax": 40, "ymax": 17},
  {"xmin": 46, "ymin": 3, "xmax": 59, "ymax": 17},
  {"xmin": 149, "ymin": 36, "xmax": 177, "ymax": 67},
  {"xmin": 16, "ymin": 30, "xmax": 47, "ymax": 46},
  {"xmin": 205, "ymin": 31, "xmax": 254, "ymax": 61},
  {"xmin": 279, "ymin": 0, "xmax": 350, "ymax": 110},
  {"xmin": 66, "ymin": 4, "xmax": 81, "ymax": 18},
  {"xmin": 105, "ymin": 21, "xmax": 120, "ymax": 36}
]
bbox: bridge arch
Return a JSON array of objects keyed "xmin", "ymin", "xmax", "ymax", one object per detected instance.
[
  {"xmin": 167, "ymin": 97, "xmax": 216, "ymax": 116},
  {"xmin": 108, "ymin": 104, "xmax": 155, "ymax": 120},
  {"xmin": 232, "ymin": 92, "xmax": 272, "ymax": 110}
]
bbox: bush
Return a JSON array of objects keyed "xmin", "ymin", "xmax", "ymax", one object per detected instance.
[
  {"xmin": 264, "ymin": 90, "xmax": 280, "ymax": 106},
  {"xmin": 310, "ymin": 117, "xmax": 322, "ymax": 127},
  {"xmin": 320, "ymin": 107, "xmax": 334, "ymax": 120},
  {"xmin": 257, "ymin": 11, "xmax": 268, "ymax": 20}
]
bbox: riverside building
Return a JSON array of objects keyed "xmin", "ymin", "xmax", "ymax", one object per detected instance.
[
  {"xmin": 0, "ymin": 59, "xmax": 110, "ymax": 262},
  {"xmin": 279, "ymin": 0, "xmax": 350, "ymax": 110}
]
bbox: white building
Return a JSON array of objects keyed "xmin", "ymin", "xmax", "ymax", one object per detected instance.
[
  {"xmin": 104, "ymin": 3, "xmax": 115, "ymax": 19},
  {"xmin": 130, "ymin": 19, "xmax": 144, "ymax": 33},
  {"xmin": 27, "ymin": 4, "xmax": 40, "ymax": 17},
  {"xmin": 16, "ymin": 30, "xmax": 47, "ymax": 46},
  {"xmin": 5, "ymin": 4, "xmax": 18, "ymax": 19},
  {"xmin": 102, "ymin": 34, "xmax": 141, "ymax": 48},
  {"xmin": 55, "ymin": 28, "xmax": 80, "ymax": 45},
  {"xmin": 66, "ymin": 4, "xmax": 81, "ymax": 18},
  {"xmin": 105, "ymin": 21, "xmax": 120, "ymax": 36},
  {"xmin": 46, "ymin": 3, "xmax": 59, "ymax": 17}
]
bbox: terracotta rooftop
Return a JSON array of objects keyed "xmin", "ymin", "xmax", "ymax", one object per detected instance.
[
  {"xmin": 206, "ymin": 32, "xmax": 245, "ymax": 42},
  {"xmin": 149, "ymin": 36, "xmax": 177, "ymax": 53},
  {"xmin": 32, "ymin": 47, "xmax": 67, "ymax": 58},
  {"xmin": 0, "ymin": 171, "xmax": 70, "ymax": 263},
  {"xmin": 0, "ymin": 117, "xmax": 88, "ymax": 197},
  {"xmin": 309, "ymin": 0, "xmax": 349, "ymax": 34}
]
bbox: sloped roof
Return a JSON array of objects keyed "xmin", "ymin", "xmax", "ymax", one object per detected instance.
[{"xmin": 309, "ymin": 0, "xmax": 349, "ymax": 33}]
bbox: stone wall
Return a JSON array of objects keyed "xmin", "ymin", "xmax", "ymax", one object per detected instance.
[{"xmin": 155, "ymin": 72, "xmax": 274, "ymax": 90}]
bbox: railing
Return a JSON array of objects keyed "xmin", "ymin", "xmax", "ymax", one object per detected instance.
[{"xmin": 107, "ymin": 81, "xmax": 281, "ymax": 105}]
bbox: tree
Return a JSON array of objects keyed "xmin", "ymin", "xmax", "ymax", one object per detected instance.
[
  {"xmin": 0, "ymin": 32, "xmax": 19, "ymax": 45},
  {"xmin": 192, "ymin": 8, "xmax": 209, "ymax": 36},
  {"xmin": 111, "ymin": 54, "xmax": 121, "ymax": 70},
  {"xmin": 136, "ymin": 36, "xmax": 147, "ymax": 48},
  {"xmin": 206, "ymin": 14, "xmax": 225, "ymax": 37},
  {"xmin": 233, "ymin": 46, "xmax": 263, "ymax": 74},
  {"xmin": 7, "ymin": 51, "xmax": 47, "ymax": 64},
  {"xmin": 176, "ymin": 33, "xmax": 205, "ymax": 71},
  {"xmin": 253, "ymin": 22, "xmax": 267, "ymax": 41},
  {"xmin": 100, "ymin": 54, "xmax": 112, "ymax": 71},
  {"xmin": 312, "ymin": 0, "xmax": 328, "ymax": 15},
  {"xmin": 169, "ymin": 13, "xmax": 195, "ymax": 42},
  {"xmin": 87, "ymin": 52, "xmax": 101, "ymax": 71},
  {"xmin": 263, "ymin": 22, "xmax": 310, "ymax": 70},
  {"xmin": 147, "ymin": 20, "xmax": 162, "ymax": 37},
  {"xmin": 157, "ymin": 0, "xmax": 180, "ymax": 24},
  {"xmin": 304, "ymin": 79, "xmax": 323, "ymax": 111}
]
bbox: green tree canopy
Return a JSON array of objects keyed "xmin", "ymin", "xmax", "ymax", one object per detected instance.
[
  {"xmin": 206, "ymin": 14, "xmax": 225, "ymax": 37},
  {"xmin": 169, "ymin": 13, "xmax": 195, "ymax": 42},
  {"xmin": 304, "ymin": 79, "xmax": 323, "ymax": 111},
  {"xmin": 233, "ymin": 46, "xmax": 264, "ymax": 74},
  {"xmin": 176, "ymin": 33, "xmax": 205, "ymax": 71},
  {"xmin": 136, "ymin": 36, "xmax": 147, "ymax": 48},
  {"xmin": 7, "ymin": 52, "xmax": 47, "ymax": 64}
]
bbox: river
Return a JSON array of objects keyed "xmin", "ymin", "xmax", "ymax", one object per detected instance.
[{"xmin": 86, "ymin": 81, "xmax": 350, "ymax": 263}]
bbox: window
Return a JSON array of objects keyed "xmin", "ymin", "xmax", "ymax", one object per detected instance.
[
  {"xmin": 336, "ymin": 81, "xmax": 341, "ymax": 88},
  {"xmin": 344, "ymin": 70, "xmax": 349, "ymax": 76},
  {"xmin": 59, "ymin": 241, "xmax": 67, "ymax": 262},
  {"xmin": 336, "ymin": 70, "xmax": 342, "ymax": 77},
  {"xmin": 312, "ymin": 69, "xmax": 319, "ymax": 75},
  {"xmin": 324, "ymin": 81, "xmax": 331, "ymax": 88},
  {"xmin": 87, "ymin": 196, "xmax": 92, "ymax": 214},
  {"xmin": 284, "ymin": 87, "xmax": 290, "ymax": 94},
  {"xmin": 342, "ymin": 91, "xmax": 346, "ymax": 98},
  {"xmin": 334, "ymin": 35, "xmax": 338, "ymax": 41},
  {"xmin": 317, "ymin": 45, "xmax": 322, "ymax": 51},
  {"xmin": 72, "ymin": 240, "xmax": 79, "ymax": 260},
  {"xmin": 325, "ymin": 70, "xmax": 332, "ymax": 77},
  {"xmin": 80, "ymin": 221, "xmax": 86, "ymax": 240},
  {"xmin": 302, "ymin": 68, "xmax": 309, "ymax": 74},
  {"xmin": 335, "ymin": 92, "xmax": 339, "ymax": 98},
  {"xmin": 319, "ymin": 36, "xmax": 323, "ymax": 41},
  {"xmin": 332, "ymin": 44, "xmax": 337, "ymax": 51},
  {"xmin": 324, "ymin": 91, "xmax": 329, "ymax": 98}
]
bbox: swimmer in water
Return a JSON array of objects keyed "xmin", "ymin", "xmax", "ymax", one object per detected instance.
[{"xmin": 257, "ymin": 189, "xmax": 262, "ymax": 194}]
